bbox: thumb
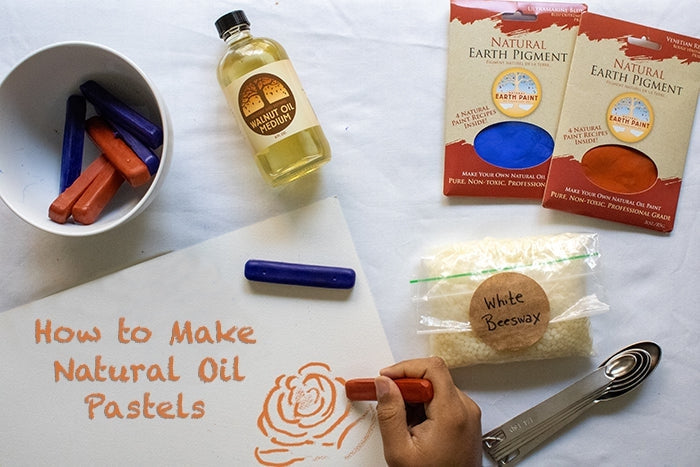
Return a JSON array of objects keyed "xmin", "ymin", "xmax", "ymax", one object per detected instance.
[{"xmin": 374, "ymin": 376, "xmax": 410, "ymax": 459}]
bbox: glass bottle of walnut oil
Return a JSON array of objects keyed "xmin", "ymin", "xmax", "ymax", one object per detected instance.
[{"xmin": 215, "ymin": 10, "xmax": 331, "ymax": 186}]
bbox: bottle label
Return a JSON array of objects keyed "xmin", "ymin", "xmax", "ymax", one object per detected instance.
[{"xmin": 224, "ymin": 59, "xmax": 320, "ymax": 152}]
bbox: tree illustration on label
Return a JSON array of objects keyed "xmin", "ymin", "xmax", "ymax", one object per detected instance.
[
  {"xmin": 492, "ymin": 68, "xmax": 541, "ymax": 117},
  {"xmin": 238, "ymin": 73, "xmax": 297, "ymax": 136},
  {"xmin": 254, "ymin": 362, "xmax": 376, "ymax": 466},
  {"xmin": 607, "ymin": 93, "xmax": 653, "ymax": 143}
]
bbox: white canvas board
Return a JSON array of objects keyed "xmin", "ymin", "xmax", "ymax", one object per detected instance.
[{"xmin": 0, "ymin": 197, "xmax": 394, "ymax": 465}]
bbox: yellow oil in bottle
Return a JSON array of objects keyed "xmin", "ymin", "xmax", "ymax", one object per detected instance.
[{"xmin": 215, "ymin": 11, "xmax": 331, "ymax": 186}]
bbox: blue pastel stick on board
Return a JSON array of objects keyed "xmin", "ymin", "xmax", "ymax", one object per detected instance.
[{"xmin": 245, "ymin": 260, "xmax": 356, "ymax": 289}]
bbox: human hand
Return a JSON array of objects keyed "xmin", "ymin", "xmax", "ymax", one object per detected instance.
[{"xmin": 374, "ymin": 356, "xmax": 482, "ymax": 467}]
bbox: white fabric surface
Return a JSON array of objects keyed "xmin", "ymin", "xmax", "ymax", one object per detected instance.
[{"xmin": 1, "ymin": 1, "xmax": 698, "ymax": 465}]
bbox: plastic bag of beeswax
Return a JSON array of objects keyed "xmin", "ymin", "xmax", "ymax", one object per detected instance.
[{"xmin": 411, "ymin": 233, "xmax": 608, "ymax": 367}]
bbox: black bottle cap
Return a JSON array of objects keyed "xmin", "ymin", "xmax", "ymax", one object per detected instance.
[{"xmin": 215, "ymin": 10, "xmax": 250, "ymax": 39}]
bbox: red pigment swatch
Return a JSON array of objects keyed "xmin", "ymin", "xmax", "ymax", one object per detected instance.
[{"xmin": 581, "ymin": 145, "xmax": 658, "ymax": 194}]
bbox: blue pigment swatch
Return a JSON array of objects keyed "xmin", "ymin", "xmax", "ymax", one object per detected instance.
[{"xmin": 474, "ymin": 121, "xmax": 554, "ymax": 169}]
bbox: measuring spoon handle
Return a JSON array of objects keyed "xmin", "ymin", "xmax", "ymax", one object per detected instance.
[
  {"xmin": 492, "ymin": 394, "xmax": 601, "ymax": 465},
  {"xmin": 483, "ymin": 367, "xmax": 612, "ymax": 463}
]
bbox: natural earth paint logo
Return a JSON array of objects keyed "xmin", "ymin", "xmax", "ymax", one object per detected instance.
[
  {"xmin": 606, "ymin": 92, "xmax": 653, "ymax": 143},
  {"xmin": 492, "ymin": 68, "xmax": 541, "ymax": 117},
  {"xmin": 238, "ymin": 73, "xmax": 296, "ymax": 136}
]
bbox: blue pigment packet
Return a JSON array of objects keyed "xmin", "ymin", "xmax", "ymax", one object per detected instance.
[{"xmin": 443, "ymin": 0, "xmax": 586, "ymax": 198}]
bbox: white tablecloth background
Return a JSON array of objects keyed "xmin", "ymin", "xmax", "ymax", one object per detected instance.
[{"xmin": 1, "ymin": 1, "xmax": 698, "ymax": 465}]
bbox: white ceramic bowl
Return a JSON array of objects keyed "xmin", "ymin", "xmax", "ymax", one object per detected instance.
[{"xmin": 0, "ymin": 41, "xmax": 172, "ymax": 236}]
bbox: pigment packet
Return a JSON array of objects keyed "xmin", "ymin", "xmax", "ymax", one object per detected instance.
[
  {"xmin": 412, "ymin": 233, "xmax": 608, "ymax": 367},
  {"xmin": 443, "ymin": 0, "xmax": 586, "ymax": 199},
  {"xmin": 542, "ymin": 13, "xmax": 700, "ymax": 232}
]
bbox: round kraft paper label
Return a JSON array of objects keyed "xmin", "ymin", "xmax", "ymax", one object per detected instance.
[{"xmin": 469, "ymin": 272, "xmax": 550, "ymax": 351}]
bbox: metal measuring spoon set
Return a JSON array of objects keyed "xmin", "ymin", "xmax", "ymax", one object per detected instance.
[{"xmin": 482, "ymin": 341, "xmax": 661, "ymax": 466}]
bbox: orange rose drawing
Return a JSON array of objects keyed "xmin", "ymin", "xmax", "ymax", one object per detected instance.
[{"xmin": 254, "ymin": 362, "xmax": 376, "ymax": 465}]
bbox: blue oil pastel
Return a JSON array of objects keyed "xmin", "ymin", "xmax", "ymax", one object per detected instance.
[
  {"xmin": 80, "ymin": 80, "xmax": 163, "ymax": 149},
  {"xmin": 244, "ymin": 259, "xmax": 356, "ymax": 289},
  {"xmin": 110, "ymin": 119, "xmax": 160, "ymax": 175},
  {"xmin": 59, "ymin": 95, "xmax": 86, "ymax": 192},
  {"xmin": 474, "ymin": 121, "xmax": 554, "ymax": 169}
]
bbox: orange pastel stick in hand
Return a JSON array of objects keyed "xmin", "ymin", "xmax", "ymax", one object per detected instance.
[
  {"xmin": 49, "ymin": 155, "xmax": 111, "ymax": 223},
  {"xmin": 85, "ymin": 116, "xmax": 151, "ymax": 187},
  {"xmin": 345, "ymin": 378, "xmax": 434, "ymax": 404},
  {"xmin": 71, "ymin": 159, "xmax": 124, "ymax": 225}
]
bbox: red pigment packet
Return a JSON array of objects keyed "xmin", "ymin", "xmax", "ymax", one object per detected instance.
[
  {"xmin": 542, "ymin": 13, "xmax": 700, "ymax": 232},
  {"xmin": 443, "ymin": 0, "xmax": 586, "ymax": 199}
]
